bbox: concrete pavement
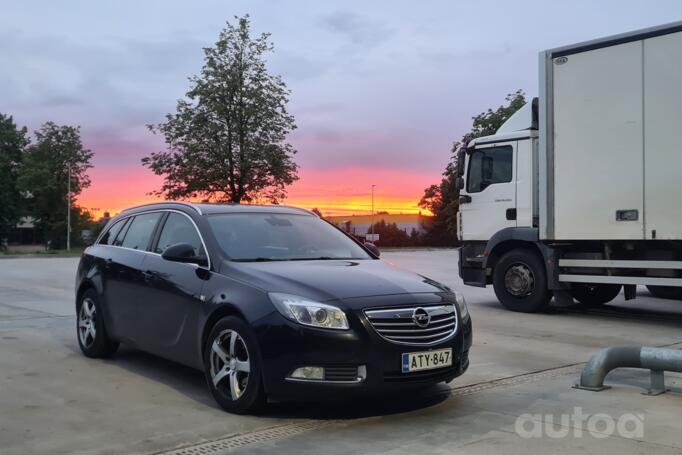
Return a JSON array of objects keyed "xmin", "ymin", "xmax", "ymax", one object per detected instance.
[{"xmin": 1, "ymin": 250, "xmax": 682, "ymax": 454}]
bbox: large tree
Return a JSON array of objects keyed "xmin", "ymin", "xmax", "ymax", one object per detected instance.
[
  {"xmin": 18, "ymin": 122, "xmax": 93, "ymax": 249},
  {"xmin": 0, "ymin": 114, "xmax": 28, "ymax": 243},
  {"xmin": 420, "ymin": 90, "xmax": 527, "ymax": 243},
  {"xmin": 143, "ymin": 15, "xmax": 298, "ymax": 204}
]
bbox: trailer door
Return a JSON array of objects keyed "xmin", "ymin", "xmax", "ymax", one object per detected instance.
[
  {"xmin": 552, "ymin": 41, "xmax": 644, "ymax": 240},
  {"xmin": 644, "ymin": 31, "xmax": 682, "ymax": 239}
]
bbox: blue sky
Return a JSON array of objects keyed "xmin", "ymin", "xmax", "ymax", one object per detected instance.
[{"xmin": 1, "ymin": 1, "xmax": 681, "ymax": 214}]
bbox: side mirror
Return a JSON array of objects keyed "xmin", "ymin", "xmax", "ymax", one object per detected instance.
[
  {"xmin": 455, "ymin": 176, "xmax": 464, "ymax": 190},
  {"xmin": 161, "ymin": 243, "xmax": 207, "ymax": 266},
  {"xmin": 364, "ymin": 242, "xmax": 380, "ymax": 257}
]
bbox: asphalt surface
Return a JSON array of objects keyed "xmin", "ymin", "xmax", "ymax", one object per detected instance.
[{"xmin": 1, "ymin": 250, "xmax": 682, "ymax": 454}]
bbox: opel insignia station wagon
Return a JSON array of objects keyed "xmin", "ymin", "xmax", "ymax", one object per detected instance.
[{"xmin": 76, "ymin": 202, "xmax": 472, "ymax": 414}]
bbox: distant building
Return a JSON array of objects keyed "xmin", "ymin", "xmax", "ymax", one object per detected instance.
[
  {"xmin": 326, "ymin": 213, "xmax": 433, "ymax": 239},
  {"xmin": 6, "ymin": 217, "xmax": 43, "ymax": 245}
]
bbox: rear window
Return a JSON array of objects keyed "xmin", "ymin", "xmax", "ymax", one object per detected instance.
[{"xmin": 119, "ymin": 213, "xmax": 162, "ymax": 251}]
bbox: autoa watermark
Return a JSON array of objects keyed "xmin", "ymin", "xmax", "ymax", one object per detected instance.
[{"xmin": 515, "ymin": 407, "xmax": 644, "ymax": 439}]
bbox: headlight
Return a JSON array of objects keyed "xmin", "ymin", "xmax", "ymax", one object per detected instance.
[
  {"xmin": 269, "ymin": 293, "xmax": 349, "ymax": 330},
  {"xmin": 455, "ymin": 292, "xmax": 469, "ymax": 320}
]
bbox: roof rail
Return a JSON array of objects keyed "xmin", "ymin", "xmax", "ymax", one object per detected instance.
[{"xmin": 121, "ymin": 202, "xmax": 202, "ymax": 215}]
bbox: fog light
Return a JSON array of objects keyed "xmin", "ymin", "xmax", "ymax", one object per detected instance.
[{"xmin": 290, "ymin": 366, "xmax": 324, "ymax": 380}]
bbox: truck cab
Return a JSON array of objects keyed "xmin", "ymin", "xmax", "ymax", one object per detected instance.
[{"xmin": 458, "ymin": 100, "xmax": 542, "ymax": 292}]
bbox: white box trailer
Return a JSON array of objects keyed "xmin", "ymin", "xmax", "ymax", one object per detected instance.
[
  {"xmin": 540, "ymin": 23, "xmax": 682, "ymax": 241},
  {"xmin": 457, "ymin": 22, "xmax": 682, "ymax": 312}
]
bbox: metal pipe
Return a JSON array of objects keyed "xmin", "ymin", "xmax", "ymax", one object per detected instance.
[{"xmin": 576, "ymin": 346, "xmax": 682, "ymax": 393}]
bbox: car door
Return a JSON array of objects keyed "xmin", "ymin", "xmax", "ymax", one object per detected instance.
[
  {"xmin": 110, "ymin": 212, "xmax": 164, "ymax": 343},
  {"xmin": 135, "ymin": 211, "xmax": 210, "ymax": 364},
  {"xmin": 459, "ymin": 143, "xmax": 517, "ymax": 240}
]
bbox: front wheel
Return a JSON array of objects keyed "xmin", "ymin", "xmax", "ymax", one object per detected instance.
[
  {"xmin": 204, "ymin": 317, "xmax": 266, "ymax": 414},
  {"xmin": 571, "ymin": 284, "xmax": 621, "ymax": 306},
  {"xmin": 493, "ymin": 248, "xmax": 551, "ymax": 313}
]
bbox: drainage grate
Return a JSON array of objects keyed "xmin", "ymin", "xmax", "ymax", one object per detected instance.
[{"xmin": 156, "ymin": 420, "xmax": 335, "ymax": 455}]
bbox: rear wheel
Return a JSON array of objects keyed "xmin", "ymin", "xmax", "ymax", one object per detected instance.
[
  {"xmin": 493, "ymin": 248, "xmax": 551, "ymax": 313},
  {"xmin": 77, "ymin": 289, "xmax": 119, "ymax": 358},
  {"xmin": 204, "ymin": 317, "xmax": 266, "ymax": 414},
  {"xmin": 647, "ymin": 285, "xmax": 682, "ymax": 300},
  {"xmin": 571, "ymin": 284, "xmax": 621, "ymax": 306}
]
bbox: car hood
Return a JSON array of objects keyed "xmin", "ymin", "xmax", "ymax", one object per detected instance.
[{"xmin": 219, "ymin": 259, "xmax": 451, "ymax": 303}]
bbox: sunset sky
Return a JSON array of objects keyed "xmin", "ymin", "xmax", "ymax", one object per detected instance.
[{"xmin": 2, "ymin": 1, "xmax": 680, "ymax": 217}]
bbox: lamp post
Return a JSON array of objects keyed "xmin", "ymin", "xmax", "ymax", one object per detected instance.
[
  {"xmin": 66, "ymin": 164, "xmax": 71, "ymax": 252},
  {"xmin": 370, "ymin": 184, "xmax": 376, "ymax": 238}
]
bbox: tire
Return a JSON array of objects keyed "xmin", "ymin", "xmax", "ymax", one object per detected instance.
[
  {"xmin": 647, "ymin": 285, "xmax": 682, "ymax": 300},
  {"xmin": 204, "ymin": 316, "xmax": 266, "ymax": 414},
  {"xmin": 571, "ymin": 284, "xmax": 621, "ymax": 306},
  {"xmin": 493, "ymin": 248, "xmax": 551, "ymax": 313},
  {"xmin": 77, "ymin": 289, "xmax": 119, "ymax": 358}
]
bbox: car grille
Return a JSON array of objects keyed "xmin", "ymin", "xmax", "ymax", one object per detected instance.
[{"xmin": 364, "ymin": 304, "xmax": 458, "ymax": 345}]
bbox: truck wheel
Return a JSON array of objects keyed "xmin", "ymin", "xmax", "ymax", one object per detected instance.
[
  {"xmin": 493, "ymin": 249, "xmax": 551, "ymax": 313},
  {"xmin": 571, "ymin": 284, "xmax": 621, "ymax": 306},
  {"xmin": 646, "ymin": 285, "xmax": 682, "ymax": 300}
]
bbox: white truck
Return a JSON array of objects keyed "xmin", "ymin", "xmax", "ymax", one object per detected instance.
[{"xmin": 457, "ymin": 21, "xmax": 682, "ymax": 312}]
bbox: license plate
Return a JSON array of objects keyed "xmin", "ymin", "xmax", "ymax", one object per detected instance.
[{"xmin": 401, "ymin": 348, "xmax": 452, "ymax": 373}]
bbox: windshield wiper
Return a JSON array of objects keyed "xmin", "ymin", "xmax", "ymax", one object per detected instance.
[
  {"xmin": 288, "ymin": 257, "xmax": 360, "ymax": 261},
  {"xmin": 231, "ymin": 258, "xmax": 289, "ymax": 262}
]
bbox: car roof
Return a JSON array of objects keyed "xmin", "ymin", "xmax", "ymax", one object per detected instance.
[{"xmin": 120, "ymin": 202, "xmax": 316, "ymax": 217}]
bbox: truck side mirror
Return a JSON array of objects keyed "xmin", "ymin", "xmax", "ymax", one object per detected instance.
[{"xmin": 455, "ymin": 177, "xmax": 465, "ymax": 190}]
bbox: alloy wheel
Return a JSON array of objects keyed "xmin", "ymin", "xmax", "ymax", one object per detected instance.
[
  {"xmin": 78, "ymin": 298, "xmax": 97, "ymax": 348},
  {"xmin": 209, "ymin": 329, "xmax": 251, "ymax": 400}
]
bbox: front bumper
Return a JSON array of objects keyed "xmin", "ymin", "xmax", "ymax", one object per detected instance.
[{"xmin": 255, "ymin": 306, "xmax": 473, "ymax": 400}]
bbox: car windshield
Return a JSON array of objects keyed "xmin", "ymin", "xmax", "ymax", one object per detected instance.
[{"xmin": 207, "ymin": 213, "xmax": 372, "ymax": 261}]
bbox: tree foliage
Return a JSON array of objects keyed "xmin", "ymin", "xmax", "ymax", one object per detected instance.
[
  {"xmin": 420, "ymin": 90, "xmax": 527, "ymax": 243},
  {"xmin": 18, "ymin": 122, "xmax": 93, "ymax": 248},
  {"xmin": 0, "ymin": 114, "xmax": 29, "ymax": 241},
  {"xmin": 143, "ymin": 15, "xmax": 298, "ymax": 204}
]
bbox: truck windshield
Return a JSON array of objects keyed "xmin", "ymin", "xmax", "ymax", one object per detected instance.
[
  {"xmin": 466, "ymin": 146, "xmax": 513, "ymax": 193},
  {"xmin": 207, "ymin": 213, "xmax": 371, "ymax": 261}
]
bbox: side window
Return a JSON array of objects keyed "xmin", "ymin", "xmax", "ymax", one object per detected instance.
[
  {"xmin": 120, "ymin": 213, "xmax": 162, "ymax": 251},
  {"xmin": 99, "ymin": 218, "xmax": 127, "ymax": 245},
  {"xmin": 466, "ymin": 146, "xmax": 513, "ymax": 193},
  {"xmin": 155, "ymin": 213, "xmax": 205, "ymax": 257},
  {"xmin": 112, "ymin": 218, "xmax": 131, "ymax": 247}
]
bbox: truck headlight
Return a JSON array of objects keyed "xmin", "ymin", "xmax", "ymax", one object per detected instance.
[
  {"xmin": 455, "ymin": 292, "xmax": 469, "ymax": 321},
  {"xmin": 269, "ymin": 293, "xmax": 349, "ymax": 330}
]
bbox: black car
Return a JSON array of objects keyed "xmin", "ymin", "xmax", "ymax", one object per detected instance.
[{"xmin": 76, "ymin": 202, "xmax": 472, "ymax": 413}]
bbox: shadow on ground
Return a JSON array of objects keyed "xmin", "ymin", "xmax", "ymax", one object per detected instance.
[{"xmin": 68, "ymin": 343, "xmax": 451, "ymax": 419}]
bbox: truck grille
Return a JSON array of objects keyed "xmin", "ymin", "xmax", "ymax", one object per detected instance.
[{"xmin": 364, "ymin": 304, "xmax": 458, "ymax": 345}]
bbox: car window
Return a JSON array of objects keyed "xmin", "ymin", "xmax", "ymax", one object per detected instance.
[
  {"xmin": 466, "ymin": 145, "xmax": 513, "ymax": 193},
  {"xmin": 155, "ymin": 212, "xmax": 205, "ymax": 256},
  {"xmin": 112, "ymin": 218, "xmax": 130, "ymax": 247},
  {"xmin": 207, "ymin": 213, "xmax": 371, "ymax": 261},
  {"xmin": 99, "ymin": 218, "xmax": 127, "ymax": 245},
  {"xmin": 119, "ymin": 213, "xmax": 162, "ymax": 251}
]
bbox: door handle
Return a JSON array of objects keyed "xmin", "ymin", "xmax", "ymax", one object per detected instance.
[{"xmin": 459, "ymin": 195, "xmax": 472, "ymax": 204}]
